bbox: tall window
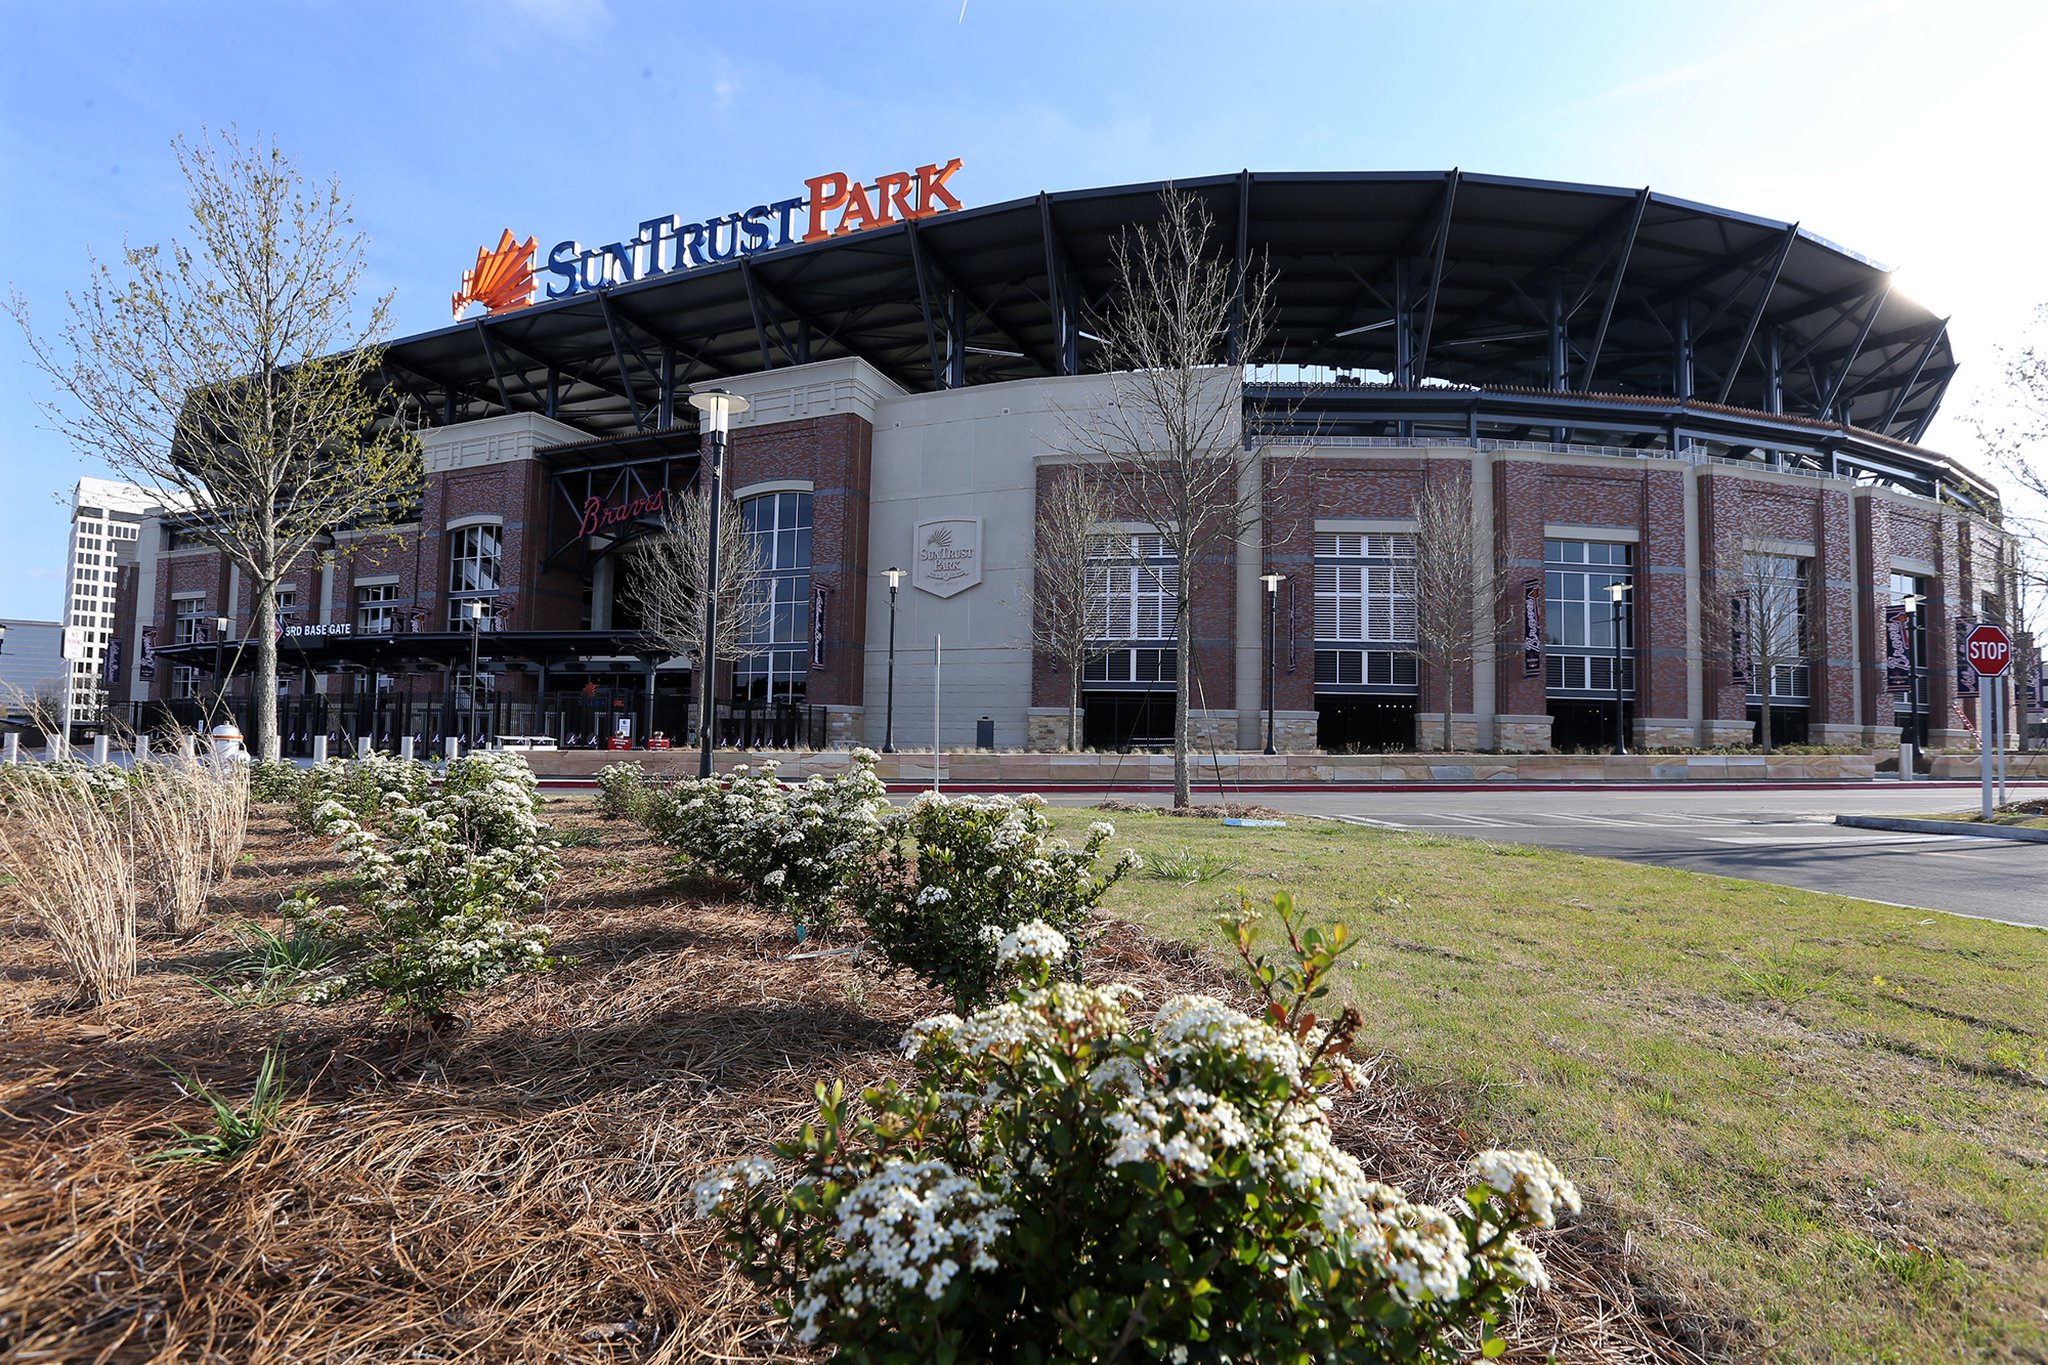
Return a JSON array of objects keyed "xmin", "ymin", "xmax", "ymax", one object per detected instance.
[
  {"xmin": 1315, "ymin": 532, "xmax": 1419, "ymax": 690},
  {"xmin": 356, "ymin": 583, "xmax": 400, "ymax": 634},
  {"xmin": 733, "ymin": 492, "xmax": 812, "ymax": 698},
  {"xmin": 1745, "ymin": 554, "xmax": 1809, "ymax": 702},
  {"xmin": 447, "ymin": 524, "xmax": 503, "ymax": 628},
  {"xmin": 1890, "ymin": 573, "xmax": 1928, "ymax": 716},
  {"xmin": 1084, "ymin": 532, "xmax": 1179, "ymax": 687},
  {"xmin": 1544, "ymin": 539, "xmax": 1634, "ymax": 695},
  {"xmin": 171, "ymin": 597, "xmax": 206, "ymax": 700}
]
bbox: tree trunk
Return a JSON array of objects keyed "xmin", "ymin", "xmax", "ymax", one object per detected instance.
[
  {"xmin": 1068, "ymin": 665, "xmax": 1081, "ymax": 752},
  {"xmin": 1442, "ymin": 664, "xmax": 1455, "ymax": 753},
  {"xmin": 253, "ymin": 576, "xmax": 280, "ymax": 760},
  {"xmin": 1173, "ymin": 580, "xmax": 1192, "ymax": 809},
  {"xmin": 1759, "ymin": 697, "xmax": 1773, "ymax": 755}
]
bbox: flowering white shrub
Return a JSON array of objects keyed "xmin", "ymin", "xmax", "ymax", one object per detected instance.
[
  {"xmin": 697, "ymin": 895, "xmax": 1576, "ymax": 1361},
  {"xmin": 291, "ymin": 751, "xmax": 557, "ymax": 1021},
  {"xmin": 291, "ymin": 752, "xmax": 434, "ymax": 832},
  {"xmin": 852, "ymin": 793, "xmax": 1139, "ymax": 1010},
  {"xmin": 246, "ymin": 757, "xmax": 301, "ymax": 804},
  {"xmin": 0, "ymin": 758, "xmax": 132, "ymax": 812},
  {"xmin": 595, "ymin": 760, "xmax": 659, "ymax": 822},
  {"xmin": 657, "ymin": 751, "xmax": 888, "ymax": 938}
]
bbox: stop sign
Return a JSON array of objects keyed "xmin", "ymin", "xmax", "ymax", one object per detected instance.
[{"xmin": 1965, "ymin": 623, "xmax": 2013, "ymax": 677}]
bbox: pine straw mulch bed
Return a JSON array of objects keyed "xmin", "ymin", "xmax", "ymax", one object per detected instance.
[{"xmin": 0, "ymin": 801, "xmax": 1708, "ymax": 1363}]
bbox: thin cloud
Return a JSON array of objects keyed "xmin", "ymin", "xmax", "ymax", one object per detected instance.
[{"xmin": 1592, "ymin": 0, "xmax": 1915, "ymax": 103}]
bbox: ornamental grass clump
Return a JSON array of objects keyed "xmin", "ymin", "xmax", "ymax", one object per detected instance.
[
  {"xmin": 0, "ymin": 767, "xmax": 137, "ymax": 1005},
  {"xmin": 853, "ymin": 791, "xmax": 1139, "ymax": 1010},
  {"xmin": 292, "ymin": 751, "xmax": 558, "ymax": 1023},
  {"xmin": 697, "ymin": 895, "xmax": 1578, "ymax": 1362},
  {"xmin": 660, "ymin": 750, "xmax": 888, "ymax": 938}
]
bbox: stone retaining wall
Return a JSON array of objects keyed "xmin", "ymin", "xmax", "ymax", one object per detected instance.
[{"xmin": 525, "ymin": 749, "xmax": 1878, "ymax": 783}]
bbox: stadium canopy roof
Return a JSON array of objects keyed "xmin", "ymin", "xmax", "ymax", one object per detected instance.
[{"xmin": 383, "ymin": 170, "xmax": 1958, "ymax": 455}]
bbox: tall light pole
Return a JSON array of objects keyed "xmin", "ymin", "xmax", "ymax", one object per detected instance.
[
  {"xmin": 883, "ymin": 566, "xmax": 902, "ymax": 753},
  {"xmin": 1608, "ymin": 581, "xmax": 1632, "ymax": 755},
  {"xmin": 1902, "ymin": 591, "xmax": 1924, "ymax": 754},
  {"xmin": 465, "ymin": 599, "xmax": 487, "ymax": 751},
  {"xmin": 212, "ymin": 615, "xmax": 231, "ymax": 730},
  {"xmin": 689, "ymin": 388, "xmax": 750, "ymax": 779},
  {"xmin": 1261, "ymin": 573, "xmax": 1282, "ymax": 754}
]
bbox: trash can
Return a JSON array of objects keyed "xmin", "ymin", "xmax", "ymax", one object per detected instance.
[{"xmin": 976, "ymin": 716, "xmax": 995, "ymax": 750}]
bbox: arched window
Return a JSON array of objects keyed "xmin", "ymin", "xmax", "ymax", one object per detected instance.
[
  {"xmin": 447, "ymin": 522, "xmax": 503, "ymax": 628},
  {"xmin": 733, "ymin": 491, "xmax": 811, "ymax": 699}
]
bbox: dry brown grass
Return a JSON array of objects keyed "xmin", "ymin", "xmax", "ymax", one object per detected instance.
[
  {"xmin": 0, "ymin": 771, "xmax": 136, "ymax": 1005},
  {"xmin": 0, "ymin": 800, "xmax": 1697, "ymax": 1362}
]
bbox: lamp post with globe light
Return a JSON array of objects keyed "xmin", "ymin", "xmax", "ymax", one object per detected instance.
[{"xmin": 688, "ymin": 389, "xmax": 750, "ymax": 778}]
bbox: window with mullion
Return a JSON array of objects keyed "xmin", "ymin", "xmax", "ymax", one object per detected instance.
[
  {"xmin": 734, "ymin": 492, "xmax": 814, "ymax": 695},
  {"xmin": 447, "ymin": 524, "xmax": 503, "ymax": 628}
]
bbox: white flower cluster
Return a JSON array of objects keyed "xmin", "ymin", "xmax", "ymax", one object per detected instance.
[
  {"xmin": 287, "ymin": 751, "xmax": 557, "ymax": 1012},
  {"xmin": 293, "ymin": 752, "xmax": 434, "ymax": 831},
  {"xmin": 690, "ymin": 1154, "xmax": 781, "ymax": 1218},
  {"xmin": 1469, "ymin": 1149, "xmax": 1582, "ymax": 1229},
  {"xmin": 657, "ymin": 751, "xmax": 887, "ymax": 934},
  {"xmin": 790, "ymin": 1160, "xmax": 1013, "ymax": 1342},
  {"xmin": 982, "ymin": 919, "xmax": 1070, "ymax": 971}
]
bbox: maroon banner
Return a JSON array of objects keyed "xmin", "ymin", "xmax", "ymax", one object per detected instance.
[
  {"xmin": 1521, "ymin": 578, "xmax": 1543, "ymax": 678},
  {"xmin": 1730, "ymin": 592, "xmax": 1753, "ymax": 687},
  {"xmin": 1954, "ymin": 618, "xmax": 1979, "ymax": 698},
  {"xmin": 138, "ymin": 626, "xmax": 156, "ymax": 682},
  {"xmin": 811, "ymin": 586, "xmax": 829, "ymax": 670},
  {"xmin": 1883, "ymin": 605, "xmax": 1910, "ymax": 692}
]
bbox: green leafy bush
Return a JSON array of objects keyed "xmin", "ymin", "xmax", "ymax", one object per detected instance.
[
  {"xmin": 293, "ymin": 752, "xmax": 558, "ymax": 1021},
  {"xmin": 853, "ymin": 792, "xmax": 1138, "ymax": 1010},
  {"xmin": 247, "ymin": 756, "xmax": 301, "ymax": 803},
  {"xmin": 296, "ymin": 752, "xmax": 434, "ymax": 833},
  {"xmin": 658, "ymin": 752, "xmax": 888, "ymax": 938},
  {"xmin": 695, "ymin": 896, "xmax": 1576, "ymax": 1361},
  {"xmin": 595, "ymin": 760, "xmax": 657, "ymax": 821}
]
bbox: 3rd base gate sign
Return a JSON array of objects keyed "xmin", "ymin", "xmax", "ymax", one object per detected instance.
[{"xmin": 1965, "ymin": 623, "xmax": 2014, "ymax": 677}]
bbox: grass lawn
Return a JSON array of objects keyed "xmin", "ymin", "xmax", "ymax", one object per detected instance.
[{"xmin": 1055, "ymin": 809, "xmax": 2048, "ymax": 1363}]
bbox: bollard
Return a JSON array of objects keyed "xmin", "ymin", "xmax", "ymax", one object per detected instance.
[
  {"xmin": 179, "ymin": 733, "xmax": 197, "ymax": 761},
  {"xmin": 444, "ymin": 736, "xmax": 462, "ymax": 762},
  {"xmin": 312, "ymin": 735, "xmax": 329, "ymax": 764},
  {"xmin": 135, "ymin": 734, "xmax": 152, "ymax": 766},
  {"xmin": 91, "ymin": 735, "xmax": 111, "ymax": 765},
  {"xmin": 1899, "ymin": 741, "xmax": 1915, "ymax": 781},
  {"xmin": 400, "ymin": 735, "xmax": 415, "ymax": 761},
  {"xmin": 2, "ymin": 733, "xmax": 16, "ymax": 764},
  {"xmin": 357, "ymin": 735, "xmax": 373, "ymax": 759}
]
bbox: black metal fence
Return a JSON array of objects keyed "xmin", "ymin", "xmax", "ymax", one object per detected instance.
[{"xmin": 120, "ymin": 692, "xmax": 826, "ymax": 756}]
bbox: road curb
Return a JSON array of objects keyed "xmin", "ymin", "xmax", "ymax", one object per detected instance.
[{"xmin": 1834, "ymin": 814, "xmax": 2048, "ymax": 844}]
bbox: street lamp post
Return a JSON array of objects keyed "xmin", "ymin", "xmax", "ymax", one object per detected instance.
[
  {"xmin": 465, "ymin": 599, "xmax": 487, "ymax": 752},
  {"xmin": 883, "ymin": 567, "xmax": 902, "ymax": 752},
  {"xmin": 1608, "ymin": 581, "xmax": 1632, "ymax": 755},
  {"xmin": 1902, "ymin": 591, "xmax": 1924, "ymax": 755},
  {"xmin": 1261, "ymin": 573, "xmax": 1283, "ymax": 754},
  {"xmin": 212, "ymin": 615, "xmax": 231, "ymax": 730},
  {"xmin": 688, "ymin": 388, "xmax": 751, "ymax": 779}
]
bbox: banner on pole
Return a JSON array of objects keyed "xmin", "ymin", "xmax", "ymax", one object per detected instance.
[
  {"xmin": 1730, "ymin": 592, "xmax": 1753, "ymax": 687},
  {"xmin": 138, "ymin": 626, "xmax": 157, "ymax": 683},
  {"xmin": 811, "ymin": 586, "xmax": 828, "ymax": 670},
  {"xmin": 102, "ymin": 638, "xmax": 122, "ymax": 685},
  {"xmin": 1955, "ymin": 618, "xmax": 1979, "ymax": 698},
  {"xmin": 1882, "ymin": 605, "xmax": 1910, "ymax": 691},
  {"xmin": 1521, "ymin": 577, "xmax": 1543, "ymax": 678}
]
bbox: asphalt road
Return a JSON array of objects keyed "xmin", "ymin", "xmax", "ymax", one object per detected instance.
[{"xmin": 1084, "ymin": 784, "xmax": 2048, "ymax": 930}]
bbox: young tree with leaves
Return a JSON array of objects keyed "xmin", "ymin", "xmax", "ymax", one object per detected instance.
[
  {"xmin": 1053, "ymin": 188, "xmax": 1280, "ymax": 807},
  {"xmin": 9, "ymin": 130, "xmax": 421, "ymax": 759},
  {"xmin": 1025, "ymin": 471, "xmax": 1113, "ymax": 750}
]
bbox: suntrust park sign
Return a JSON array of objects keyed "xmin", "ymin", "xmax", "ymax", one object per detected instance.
[{"xmin": 541, "ymin": 159, "xmax": 965, "ymax": 301}]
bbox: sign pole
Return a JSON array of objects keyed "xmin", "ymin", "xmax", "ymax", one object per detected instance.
[
  {"xmin": 933, "ymin": 633, "xmax": 942, "ymax": 794},
  {"xmin": 1981, "ymin": 683, "xmax": 1993, "ymax": 820}
]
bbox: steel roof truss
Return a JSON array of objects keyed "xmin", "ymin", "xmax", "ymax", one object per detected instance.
[
  {"xmin": 1579, "ymin": 188, "xmax": 1650, "ymax": 392},
  {"xmin": 1713, "ymin": 224, "xmax": 1798, "ymax": 405},
  {"xmin": 1820, "ymin": 280, "xmax": 1891, "ymax": 420}
]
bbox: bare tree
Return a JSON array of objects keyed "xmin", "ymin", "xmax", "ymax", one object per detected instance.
[
  {"xmin": 1970, "ymin": 302, "xmax": 2048, "ymax": 512},
  {"xmin": 1052, "ymin": 188, "xmax": 1279, "ymax": 807},
  {"xmin": 9, "ymin": 130, "xmax": 422, "ymax": 760},
  {"xmin": 1700, "ymin": 524, "xmax": 1813, "ymax": 754},
  {"xmin": 620, "ymin": 482, "xmax": 769, "ymax": 675},
  {"xmin": 1025, "ymin": 470, "xmax": 1113, "ymax": 750},
  {"xmin": 1408, "ymin": 478, "xmax": 1501, "ymax": 752}
]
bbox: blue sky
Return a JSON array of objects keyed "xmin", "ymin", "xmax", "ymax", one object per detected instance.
[{"xmin": 4, "ymin": 0, "xmax": 2046, "ymax": 619}]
